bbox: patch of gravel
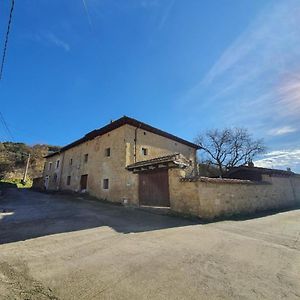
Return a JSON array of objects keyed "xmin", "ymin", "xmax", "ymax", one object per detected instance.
[{"xmin": 0, "ymin": 261, "xmax": 59, "ymax": 300}]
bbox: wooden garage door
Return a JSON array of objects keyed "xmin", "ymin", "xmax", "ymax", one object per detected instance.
[{"xmin": 139, "ymin": 169, "xmax": 170, "ymax": 207}]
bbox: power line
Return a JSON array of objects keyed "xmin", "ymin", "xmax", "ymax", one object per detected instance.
[
  {"xmin": 0, "ymin": 0, "xmax": 15, "ymax": 81},
  {"xmin": 0, "ymin": 111, "xmax": 14, "ymax": 141}
]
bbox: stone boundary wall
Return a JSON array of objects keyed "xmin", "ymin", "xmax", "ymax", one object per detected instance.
[{"xmin": 169, "ymin": 169, "xmax": 300, "ymax": 220}]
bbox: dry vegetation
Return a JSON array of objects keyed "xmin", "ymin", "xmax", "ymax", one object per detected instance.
[{"xmin": 0, "ymin": 142, "xmax": 60, "ymax": 181}]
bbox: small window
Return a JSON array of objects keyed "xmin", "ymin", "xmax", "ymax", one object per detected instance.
[
  {"xmin": 103, "ymin": 178, "xmax": 109, "ymax": 189},
  {"xmin": 70, "ymin": 158, "xmax": 73, "ymax": 165},
  {"xmin": 105, "ymin": 148, "xmax": 111, "ymax": 157},
  {"xmin": 143, "ymin": 132, "xmax": 146, "ymax": 135},
  {"xmin": 142, "ymin": 148, "xmax": 148, "ymax": 156},
  {"xmin": 67, "ymin": 176, "xmax": 71, "ymax": 185},
  {"xmin": 53, "ymin": 173, "xmax": 57, "ymax": 182},
  {"xmin": 49, "ymin": 162, "xmax": 52, "ymax": 171},
  {"xmin": 84, "ymin": 154, "xmax": 88, "ymax": 163},
  {"xmin": 56, "ymin": 160, "xmax": 60, "ymax": 169}
]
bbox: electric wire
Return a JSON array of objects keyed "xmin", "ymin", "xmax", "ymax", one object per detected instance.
[
  {"xmin": 0, "ymin": 111, "xmax": 14, "ymax": 141},
  {"xmin": 0, "ymin": 0, "xmax": 15, "ymax": 81}
]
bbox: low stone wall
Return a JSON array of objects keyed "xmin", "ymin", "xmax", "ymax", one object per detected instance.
[{"xmin": 169, "ymin": 169, "xmax": 300, "ymax": 220}]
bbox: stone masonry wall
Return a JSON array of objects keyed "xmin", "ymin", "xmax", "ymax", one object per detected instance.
[
  {"xmin": 43, "ymin": 124, "xmax": 197, "ymax": 205},
  {"xmin": 169, "ymin": 169, "xmax": 300, "ymax": 220}
]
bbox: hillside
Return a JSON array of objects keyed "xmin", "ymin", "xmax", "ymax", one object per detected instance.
[{"xmin": 0, "ymin": 142, "xmax": 60, "ymax": 180}]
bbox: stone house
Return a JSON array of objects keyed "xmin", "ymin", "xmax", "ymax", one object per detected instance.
[
  {"xmin": 42, "ymin": 116, "xmax": 300, "ymax": 219},
  {"xmin": 43, "ymin": 116, "xmax": 199, "ymax": 206},
  {"xmin": 225, "ymin": 165, "xmax": 295, "ymax": 181}
]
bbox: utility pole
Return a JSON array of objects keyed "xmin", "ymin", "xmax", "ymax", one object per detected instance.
[{"xmin": 22, "ymin": 153, "xmax": 30, "ymax": 184}]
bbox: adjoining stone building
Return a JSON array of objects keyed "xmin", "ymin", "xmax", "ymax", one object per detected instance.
[
  {"xmin": 43, "ymin": 116, "xmax": 199, "ymax": 206},
  {"xmin": 42, "ymin": 116, "xmax": 300, "ymax": 219}
]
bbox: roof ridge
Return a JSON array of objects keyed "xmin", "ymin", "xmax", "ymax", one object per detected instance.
[{"xmin": 45, "ymin": 117, "xmax": 199, "ymax": 158}]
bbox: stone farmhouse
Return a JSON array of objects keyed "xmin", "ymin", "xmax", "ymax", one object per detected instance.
[
  {"xmin": 43, "ymin": 116, "xmax": 199, "ymax": 207},
  {"xmin": 42, "ymin": 116, "xmax": 300, "ymax": 220}
]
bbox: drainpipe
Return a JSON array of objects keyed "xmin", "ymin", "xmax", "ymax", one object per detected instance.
[
  {"xmin": 134, "ymin": 123, "xmax": 142, "ymax": 163},
  {"xmin": 58, "ymin": 152, "xmax": 65, "ymax": 190}
]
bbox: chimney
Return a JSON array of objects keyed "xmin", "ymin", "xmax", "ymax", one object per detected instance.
[{"xmin": 248, "ymin": 160, "xmax": 254, "ymax": 167}]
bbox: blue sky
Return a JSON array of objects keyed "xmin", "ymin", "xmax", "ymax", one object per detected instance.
[{"xmin": 0, "ymin": 0, "xmax": 299, "ymax": 171}]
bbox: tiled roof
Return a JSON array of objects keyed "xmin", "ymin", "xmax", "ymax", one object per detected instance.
[
  {"xmin": 45, "ymin": 116, "xmax": 199, "ymax": 158},
  {"xmin": 180, "ymin": 176, "xmax": 260, "ymax": 184},
  {"xmin": 126, "ymin": 153, "xmax": 190, "ymax": 170},
  {"xmin": 226, "ymin": 165, "xmax": 296, "ymax": 177}
]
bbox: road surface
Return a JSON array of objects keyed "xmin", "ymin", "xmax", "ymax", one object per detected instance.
[{"xmin": 0, "ymin": 189, "xmax": 300, "ymax": 299}]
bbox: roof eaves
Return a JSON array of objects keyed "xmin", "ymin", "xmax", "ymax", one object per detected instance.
[{"xmin": 44, "ymin": 116, "xmax": 199, "ymax": 158}]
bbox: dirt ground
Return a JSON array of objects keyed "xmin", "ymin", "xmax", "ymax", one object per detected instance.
[{"xmin": 0, "ymin": 189, "xmax": 300, "ymax": 299}]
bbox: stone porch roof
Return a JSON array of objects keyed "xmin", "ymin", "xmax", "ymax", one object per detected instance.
[{"xmin": 126, "ymin": 153, "xmax": 190, "ymax": 173}]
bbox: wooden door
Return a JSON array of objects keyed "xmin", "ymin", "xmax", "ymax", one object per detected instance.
[
  {"xmin": 80, "ymin": 174, "xmax": 88, "ymax": 190},
  {"xmin": 139, "ymin": 169, "xmax": 170, "ymax": 207}
]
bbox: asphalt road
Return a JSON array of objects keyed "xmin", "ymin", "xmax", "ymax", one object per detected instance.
[{"xmin": 0, "ymin": 189, "xmax": 300, "ymax": 299}]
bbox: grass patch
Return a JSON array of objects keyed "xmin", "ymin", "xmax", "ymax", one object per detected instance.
[{"xmin": 0, "ymin": 178, "xmax": 32, "ymax": 188}]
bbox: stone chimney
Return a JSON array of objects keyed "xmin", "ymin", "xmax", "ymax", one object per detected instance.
[{"xmin": 248, "ymin": 160, "xmax": 254, "ymax": 167}]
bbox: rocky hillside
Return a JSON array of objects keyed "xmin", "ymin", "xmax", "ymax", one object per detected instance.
[{"xmin": 0, "ymin": 142, "xmax": 60, "ymax": 180}]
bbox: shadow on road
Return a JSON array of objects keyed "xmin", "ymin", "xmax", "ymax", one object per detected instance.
[{"xmin": 0, "ymin": 189, "xmax": 198, "ymax": 244}]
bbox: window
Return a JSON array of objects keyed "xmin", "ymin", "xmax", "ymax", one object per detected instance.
[
  {"xmin": 67, "ymin": 176, "xmax": 71, "ymax": 185},
  {"xmin": 53, "ymin": 173, "xmax": 57, "ymax": 182},
  {"xmin": 142, "ymin": 148, "xmax": 148, "ymax": 156},
  {"xmin": 49, "ymin": 162, "xmax": 52, "ymax": 171},
  {"xmin": 70, "ymin": 158, "xmax": 73, "ymax": 165},
  {"xmin": 105, "ymin": 148, "xmax": 111, "ymax": 157},
  {"xmin": 84, "ymin": 154, "xmax": 88, "ymax": 163},
  {"xmin": 103, "ymin": 178, "xmax": 109, "ymax": 190},
  {"xmin": 56, "ymin": 160, "xmax": 60, "ymax": 169}
]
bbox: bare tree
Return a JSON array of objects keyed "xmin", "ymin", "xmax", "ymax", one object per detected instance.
[{"xmin": 195, "ymin": 128, "xmax": 266, "ymax": 176}]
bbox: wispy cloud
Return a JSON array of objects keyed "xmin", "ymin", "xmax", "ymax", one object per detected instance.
[
  {"xmin": 81, "ymin": 0, "xmax": 94, "ymax": 31},
  {"xmin": 201, "ymin": 1, "xmax": 300, "ymax": 86},
  {"xmin": 22, "ymin": 32, "xmax": 71, "ymax": 52},
  {"xmin": 276, "ymin": 72, "xmax": 300, "ymax": 117},
  {"xmin": 158, "ymin": 0, "xmax": 175, "ymax": 30},
  {"xmin": 140, "ymin": 0, "xmax": 160, "ymax": 8},
  {"xmin": 268, "ymin": 126, "xmax": 297, "ymax": 136},
  {"xmin": 140, "ymin": 0, "xmax": 175, "ymax": 30},
  {"xmin": 255, "ymin": 149, "xmax": 300, "ymax": 172},
  {"xmin": 46, "ymin": 33, "xmax": 70, "ymax": 52},
  {"xmin": 182, "ymin": 0, "xmax": 300, "ymax": 139}
]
